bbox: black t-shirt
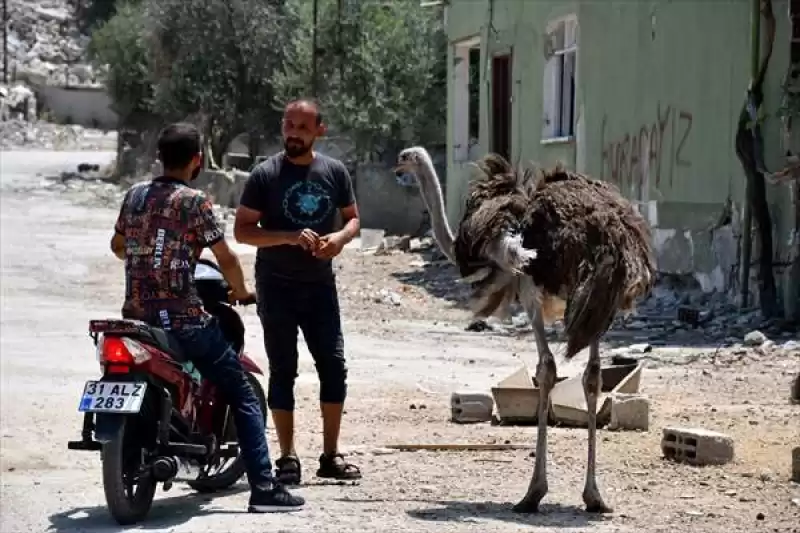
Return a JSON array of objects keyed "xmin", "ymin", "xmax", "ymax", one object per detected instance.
[{"xmin": 239, "ymin": 152, "xmax": 355, "ymax": 284}]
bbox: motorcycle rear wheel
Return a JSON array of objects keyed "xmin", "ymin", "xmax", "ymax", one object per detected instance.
[
  {"xmin": 101, "ymin": 417, "xmax": 158, "ymax": 525},
  {"xmin": 188, "ymin": 372, "xmax": 268, "ymax": 493}
]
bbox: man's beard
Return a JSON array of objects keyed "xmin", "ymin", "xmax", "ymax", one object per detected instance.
[{"xmin": 284, "ymin": 138, "xmax": 312, "ymax": 158}]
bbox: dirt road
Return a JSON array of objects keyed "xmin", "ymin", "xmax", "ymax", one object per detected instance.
[{"xmin": 1, "ymin": 151, "xmax": 798, "ymax": 533}]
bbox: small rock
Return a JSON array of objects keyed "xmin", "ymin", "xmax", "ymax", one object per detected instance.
[
  {"xmin": 743, "ymin": 330, "xmax": 768, "ymax": 347},
  {"xmin": 756, "ymin": 512, "xmax": 765, "ymax": 520},
  {"xmin": 628, "ymin": 343, "xmax": 652, "ymax": 354}
]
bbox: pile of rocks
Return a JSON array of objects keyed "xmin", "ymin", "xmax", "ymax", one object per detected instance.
[
  {"xmin": 3, "ymin": 0, "xmax": 97, "ymax": 87},
  {"xmin": 0, "ymin": 118, "xmax": 115, "ymax": 150}
]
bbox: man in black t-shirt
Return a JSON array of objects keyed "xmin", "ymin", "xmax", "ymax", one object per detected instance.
[{"xmin": 234, "ymin": 99, "xmax": 362, "ymax": 485}]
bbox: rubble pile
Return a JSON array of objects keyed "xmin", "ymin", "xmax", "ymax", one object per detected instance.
[
  {"xmin": 3, "ymin": 0, "xmax": 97, "ymax": 87},
  {"xmin": 0, "ymin": 118, "xmax": 115, "ymax": 151}
]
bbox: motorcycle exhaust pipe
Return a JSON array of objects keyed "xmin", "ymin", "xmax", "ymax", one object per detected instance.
[
  {"xmin": 150, "ymin": 456, "xmax": 202, "ymax": 482},
  {"xmin": 151, "ymin": 456, "xmax": 177, "ymax": 482}
]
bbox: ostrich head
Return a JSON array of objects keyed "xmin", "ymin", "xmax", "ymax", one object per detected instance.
[
  {"xmin": 394, "ymin": 146, "xmax": 456, "ymax": 263},
  {"xmin": 395, "ymin": 146, "xmax": 434, "ymax": 176}
]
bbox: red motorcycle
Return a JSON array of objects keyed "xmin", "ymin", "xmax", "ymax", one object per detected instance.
[{"xmin": 67, "ymin": 258, "xmax": 266, "ymax": 525}]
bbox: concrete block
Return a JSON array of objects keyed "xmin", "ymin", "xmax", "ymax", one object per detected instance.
[
  {"xmin": 450, "ymin": 391, "xmax": 494, "ymax": 424},
  {"xmin": 661, "ymin": 426, "xmax": 734, "ymax": 466},
  {"xmin": 792, "ymin": 447, "xmax": 800, "ymax": 482},
  {"xmin": 607, "ymin": 393, "xmax": 650, "ymax": 431}
]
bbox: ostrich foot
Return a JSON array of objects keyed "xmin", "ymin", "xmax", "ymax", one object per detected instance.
[
  {"xmin": 512, "ymin": 487, "xmax": 546, "ymax": 514},
  {"xmin": 582, "ymin": 487, "xmax": 613, "ymax": 514}
]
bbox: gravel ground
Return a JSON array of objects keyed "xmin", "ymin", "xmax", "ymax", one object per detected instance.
[{"xmin": 1, "ymin": 151, "xmax": 798, "ymax": 533}]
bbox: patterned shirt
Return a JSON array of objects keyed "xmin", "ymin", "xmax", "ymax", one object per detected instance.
[{"xmin": 114, "ymin": 177, "xmax": 224, "ymax": 330}]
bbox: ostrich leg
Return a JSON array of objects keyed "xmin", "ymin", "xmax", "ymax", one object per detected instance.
[
  {"xmin": 513, "ymin": 305, "xmax": 556, "ymax": 513},
  {"xmin": 582, "ymin": 341, "xmax": 613, "ymax": 513}
]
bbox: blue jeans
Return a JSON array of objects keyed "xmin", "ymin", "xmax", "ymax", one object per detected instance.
[
  {"xmin": 256, "ymin": 276, "xmax": 347, "ymax": 411},
  {"xmin": 169, "ymin": 319, "xmax": 274, "ymax": 490}
]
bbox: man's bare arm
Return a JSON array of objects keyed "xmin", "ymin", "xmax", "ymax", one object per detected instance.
[
  {"xmin": 110, "ymin": 233, "xmax": 125, "ymax": 260},
  {"xmin": 338, "ymin": 203, "xmax": 360, "ymax": 243},
  {"xmin": 233, "ymin": 205, "xmax": 297, "ymax": 247},
  {"xmin": 208, "ymin": 239, "xmax": 248, "ymax": 297}
]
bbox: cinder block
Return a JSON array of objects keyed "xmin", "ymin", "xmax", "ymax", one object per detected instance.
[
  {"xmin": 451, "ymin": 391, "xmax": 494, "ymax": 424},
  {"xmin": 661, "ymin": 426, "xmax": 734, "ymax": 466},
  {"xmin": 792, "ymin": 447, "xmax": 800, "ymax": 483},
  {"xmin": 607, "ymin": 393, "xmax": 650, "ymax": 431}
]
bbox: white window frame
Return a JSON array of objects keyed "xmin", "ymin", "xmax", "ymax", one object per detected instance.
[
  {"xmin": 541, "ymin": 15, "xmax": 578, "ymax": 143},
  {"xmin": 453, "ymin": 36, "xmax": 481, "ymax": 163}
]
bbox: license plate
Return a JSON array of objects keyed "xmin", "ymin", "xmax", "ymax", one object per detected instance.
[{"xmin": 78, "ymin": 381, "xmax": 148, "ymax": 414}]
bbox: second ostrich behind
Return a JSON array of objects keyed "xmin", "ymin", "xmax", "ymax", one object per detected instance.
[{"xmin": 395, "ymin": 147, "xmax": 656, "ymax": 513}]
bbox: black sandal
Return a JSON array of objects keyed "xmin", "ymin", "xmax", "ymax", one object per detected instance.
[
  {"xmin": 316, "ymin": 453, "xmax": 362, "ymax": 480},
  {"xmin": 275, "ymin": 456, "xmax": 302, "ymax": 485}
]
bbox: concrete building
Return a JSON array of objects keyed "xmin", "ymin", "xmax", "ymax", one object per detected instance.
[{"xmin": 444, "ymin": 0, "xmax": 799, "ymax": 317}]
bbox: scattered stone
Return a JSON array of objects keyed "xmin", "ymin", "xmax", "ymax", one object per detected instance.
[
  {"xmin": 628, "ymin": 343, "xmax": 652, "ymax": 354},
  {"xmin": 782, "ymin": 340, "xmax": 799, "ymax": 351},
  {"xmin": 373, "ymin": 289, "xmax": 402, "ymax": 306},
  {"xmin": 465, "ymin": 319, "xmax": 492, "ymax": 332},
  {"xmin": 756, "ymin": 512, "xmax": 765, "ymax": 520},
  {"xmin": 661, "ymin": 426, "xmax": 735, "ymax": 466},
  {"xmin": 743, "ymin": 330, "xmax": 768, "ymax": 347},
  {"xmin": 607, "ymin": 393, "xmax": 650, "ymax": 431}
]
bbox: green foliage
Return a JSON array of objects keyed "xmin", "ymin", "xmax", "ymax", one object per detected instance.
[
  {"xmin": 78, "ymin": 0, "xmax": 141, "ymax": 31},
  {"xmin": 88, "ymin": 2, "xmax": 153, "ymax": 121},
  {"xmin": 88, "ymin": 0, "xmax": 447, "ymax": 159},
  {"xmin": 145, "ymin": 0, "xmax": 298, "ymax": 154},
  {"xmin": 274, "ymin": 0, "xmax": 447, "ymax": 159}
]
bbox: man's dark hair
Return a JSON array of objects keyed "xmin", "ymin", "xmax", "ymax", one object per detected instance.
[
  {"xmin": 157, "ymin": 122, "xmax": 201, "ymax": 170},
  {"xmin": 285, "ymin": 98, "xmax": 323, "ymax": 126}
]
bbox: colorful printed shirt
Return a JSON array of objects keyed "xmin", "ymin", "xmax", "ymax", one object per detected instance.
[{"xmin": 114, "ymin": 177, "xmax": 224, "ymax": 330}]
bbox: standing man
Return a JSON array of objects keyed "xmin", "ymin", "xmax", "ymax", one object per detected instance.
[
  {"xmin": 110, "ymin": 123, "xmax": 304, "ymax": 513},
  {"xmin": 233, "ymin": 99, "xmax": 362, "ymax": 485}
]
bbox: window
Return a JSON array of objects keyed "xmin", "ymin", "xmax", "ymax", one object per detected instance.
[
  {"xmin": 542, "ymin": 16, "xmax": 577, "ymax": 141},
  {"xmin": 453, "ymin": 37, "xmax": 481, "ymax": 162}
]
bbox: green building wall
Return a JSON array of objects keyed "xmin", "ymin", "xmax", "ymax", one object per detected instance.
[{"xmin": 445, "ymin": 0, "xmax": 798, "ymax": 316}]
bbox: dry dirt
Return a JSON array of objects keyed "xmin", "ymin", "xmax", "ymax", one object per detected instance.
[{"xmin": 1, "ymin": 151, "xmax": 798, "ymax": 533}]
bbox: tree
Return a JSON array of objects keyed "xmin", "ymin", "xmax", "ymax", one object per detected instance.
[
  {"xmin": 88, "ymin": 2, "xmax": 153, "ymax": 123},
  {"xmin": 145, "ymin": 0, "xmax": 297, "ymax": 161},
  {"xmin": 274, "ymin": 0, "xmax": 447, "ymax": 162},
  {"xmin": 74, "ymin": 0, "xmax": 142, "ymax": 31}
]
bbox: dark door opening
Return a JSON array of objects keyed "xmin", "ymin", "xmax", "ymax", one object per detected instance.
[{"xmin": 491, "ymin": 54, "xmax": 512, "ymax": 162}]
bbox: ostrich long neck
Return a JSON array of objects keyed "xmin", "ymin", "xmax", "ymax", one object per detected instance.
[{"xmin": 415, "ymin": 159, "xmax": 456, "ymax": 264}]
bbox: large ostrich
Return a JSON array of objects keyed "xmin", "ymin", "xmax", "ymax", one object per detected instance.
[{"xmin": 394, "ymin": 147, "xmax": 656, "ymax": 513}]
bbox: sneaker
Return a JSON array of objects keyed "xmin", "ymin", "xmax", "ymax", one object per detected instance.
[{"xmin": 248, "ymin": 484, "xmax": 305, "ymax": 513}]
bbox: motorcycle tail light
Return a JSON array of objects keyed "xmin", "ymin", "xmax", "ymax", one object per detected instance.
[{"xmin": 101, "ymin": 336, "xmax": 151, "ymax": 365}]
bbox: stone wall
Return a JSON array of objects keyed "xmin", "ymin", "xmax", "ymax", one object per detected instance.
[{"xmin": 35, "ymin": 85, "xmax": 117, "ymax": 129}]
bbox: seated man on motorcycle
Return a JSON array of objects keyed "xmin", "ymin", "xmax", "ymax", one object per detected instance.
[{"xmin": 109, "ymin": 122, "xmax": 305, "ymax": 513}]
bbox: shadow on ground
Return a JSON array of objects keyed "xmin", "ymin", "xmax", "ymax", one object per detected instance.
[
  {"xmin": 47, "ymin": 487, "xmax": 248, "ymax": 532},
  {"xmin": 405, "ymin": 500, "xmax": 609, "ymax": 528}
]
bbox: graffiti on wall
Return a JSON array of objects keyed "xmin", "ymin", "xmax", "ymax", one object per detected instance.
[{"xmin": 600, "ymin": 103, "xmax": 693, "ymax": 194}]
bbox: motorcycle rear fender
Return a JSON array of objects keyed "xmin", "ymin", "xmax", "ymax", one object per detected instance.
[
  {"xmin": 240, "ymin": 353, "xmax": 264, "ymax": 375},
  {"xmin": 93, "ymin": 414, "xmax": 125, "ymax": 443}
]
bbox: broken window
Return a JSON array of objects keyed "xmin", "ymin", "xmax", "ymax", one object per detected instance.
[{"xmin": 542, "ymin": 16, "xmax": 577, "ymax": 140}]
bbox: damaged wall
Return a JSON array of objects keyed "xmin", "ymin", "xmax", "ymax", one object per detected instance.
[{"xmin": 445, "ymin": 0, "xmax": 796, "ymax": 315}]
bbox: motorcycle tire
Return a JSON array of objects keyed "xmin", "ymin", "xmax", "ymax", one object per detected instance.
[
  {"xmin": 101, "ymin": 416, "xmax": 158, "ymax": 525},
  {"xmin": 188, "ymin": 372, "xmax": 268, "ymax": 493}
]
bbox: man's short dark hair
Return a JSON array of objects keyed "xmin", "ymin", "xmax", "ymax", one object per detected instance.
[
  {"xmin": 285, "ymin": 98, "xmax": 323, "ymax": 126},
  {"xmin": 157, "ymin": 122, "xmax": 201, "ymax": 170}
]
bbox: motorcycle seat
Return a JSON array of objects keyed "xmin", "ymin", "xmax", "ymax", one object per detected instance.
[{"xmin": 89, "ymin": 319, "xmax": 188, "ymax": 363}]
